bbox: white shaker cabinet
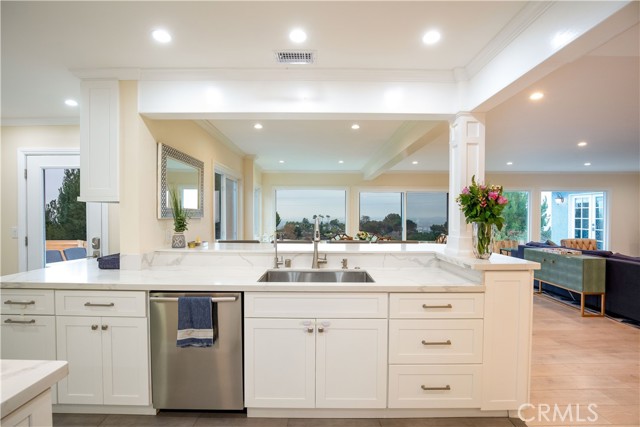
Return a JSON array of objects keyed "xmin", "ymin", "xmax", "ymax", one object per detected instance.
[
  {"xmin": 79, "ymin": 79, "xmax": 119, "ymax": 202},
  {"xmin": 244, "ymin": 293, "xmax": 388, "ymax": 409},
  {"xmin": 55, "ymin": 291, "xmax": 149, "ymax": 406}
]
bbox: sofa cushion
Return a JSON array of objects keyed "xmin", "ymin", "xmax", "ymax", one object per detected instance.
[
  {"xmin": 610, "ymin": 253, "xmax": 640, "ymax": 263},
  {"xmin": 580, "ymin": 250, "xmax": 613, "ymax": 258}
]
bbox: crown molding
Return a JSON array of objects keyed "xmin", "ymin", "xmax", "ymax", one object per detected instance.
[
  {"xmin": 1, "ymin": 117, "xmax": 79, "ymax": 126},
  {"xmin": 195, "ymin": 120, "xmax": 245, "ymax": 156},
  {"xmin": 71, "ymin": 68, "xmax": 141, "ymax": 80}
]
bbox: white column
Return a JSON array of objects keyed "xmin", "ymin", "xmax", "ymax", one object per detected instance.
[{"xmin": 445, "ymin": 112, "xmax": 485, "ymax": 257}]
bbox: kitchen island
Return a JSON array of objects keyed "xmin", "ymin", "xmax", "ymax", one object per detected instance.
[{"xmin": 0, "ymin": 243, "xmax": 538, "ymax": 419}]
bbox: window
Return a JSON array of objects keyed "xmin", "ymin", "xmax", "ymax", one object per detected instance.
[
  {"xmin": 495, "ymin": 191, "xmax": 529, "ymax": 243},
  {"xmin": 215, "ymin": 171, "xmax": 239, "ymax": 240},
  {"xmin": 253, "ymin": 188, "xmax": 262, "ymax": 240},
  {"xmin": 359, "ymin": 191, "xmax": 448, "ymax": 241},
  {"xmin": 540, "ymin": 190, "xmax": 607, "ymax": 249},
  {"xmin": 275, "ymin": 189, "xmax": 346, "ymax": 240}
]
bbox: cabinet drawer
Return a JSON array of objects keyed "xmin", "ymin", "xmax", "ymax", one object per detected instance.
[
  {"xmin": 388, "ymin": 365, "xmax": 481, "ymax": 408},
  {"xmin": 55, "ymin": 291, "xmax": 146, "ymax": 317},
  {"xmin": 389, "ymin": 319, "xmax": 483, "ymax": 364},
  {"xmin": 1, "ymin": 290, "xmax": 55, "ymax": 315},
  {"xmin": 389, "ymin": 293, "xmax": 483, "ymax": 319},
  {"xmin": 245, "ymin": 293, "xmax": 387, "ymax": 318},
  {"xmin": 1, "ymin": 315, "xmax": 56, "ymax": 360}
]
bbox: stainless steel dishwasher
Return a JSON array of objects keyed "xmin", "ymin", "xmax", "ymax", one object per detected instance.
[{"xmin": 149, "ymin": 292, "xmax": 243, "ymax": 410}]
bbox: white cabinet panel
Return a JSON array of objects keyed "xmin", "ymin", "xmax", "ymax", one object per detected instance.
[
  {"xmin": 388, "ymin": 365, "xmax": 481, "ymax": 408},
  {"xmin": 102, "ymin": 317, "xmax": 149, "ymax": 406},
  {"xmin": 244, "ymin": 318, "xmax": 315, "ymax": 408},
  {"xmin": 1, "ymin": 315, "xmax": 56, "ymax": 360},
  {"xmin": 245, "ymin": 293, "xmax": 387, "ymax": 318},
  {"xmin": 56, "ymin": 316, "xmax": 103, "ymax": 405},
  {"xmin": 1, "ymin": 388, "xmax": 53, "ymax": 427},
  {"xmin": 55, "ymin": 291, "xmax": 145, "ymax": 317},
  {"xmin": 1, "ymin": 290, "xmax": 54, "ymax": 315},
  {"xmin": 390, "ymin": 293, "xmax": 484, "ymax": 319},
  {"xmin": 389, "ymin": 319, "xmax": 483, "ymax": 364},
  {"xmin": 316, "ymin": 319, "xmax": 387, "ymax": 408}
]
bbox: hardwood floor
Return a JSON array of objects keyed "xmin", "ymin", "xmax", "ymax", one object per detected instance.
[
  {"xmin": 53, "ymin": 295, "xmax": 639, "ymax": 427},
  {"xmin": 525, "ymin": 295, "xmax": 639, "ymax": 426}
]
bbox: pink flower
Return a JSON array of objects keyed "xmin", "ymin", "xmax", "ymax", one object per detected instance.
[
  {"xmin": 461, "ymin": 187, "xmax": 470, "ymax": 195},
  {"xmin": 488, "ymin": 191, "xmax": 499, "ymax": 201},
  {"xmin": 479, "ymin": 185, "xmax": 486, "ymax": 190},
  {"xmin": 497, "ymin": 196, "xmax": 508, "ymax": 205}
]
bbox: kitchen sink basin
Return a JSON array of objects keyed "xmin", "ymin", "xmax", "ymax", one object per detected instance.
[{"xmin": 258, "ymin": 269, "xmax": 374, "ymax": 283}]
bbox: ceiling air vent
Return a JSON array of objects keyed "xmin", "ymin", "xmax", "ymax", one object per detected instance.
[{"xmin": 275, "ymin": 50, "xmax": 315, "ymax": 65}]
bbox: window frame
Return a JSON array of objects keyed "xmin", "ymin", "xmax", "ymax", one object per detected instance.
[{"xmin": 214, "ymin": 165, "xmax": 242, "ymax": 241}]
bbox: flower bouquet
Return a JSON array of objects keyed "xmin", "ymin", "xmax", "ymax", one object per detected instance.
[{"xmin": 456, "ymin": 175, "xmax": 508, "ymax": 259}]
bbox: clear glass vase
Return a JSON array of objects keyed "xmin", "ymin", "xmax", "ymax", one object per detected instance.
[{"xmin": 472, "ymin": 222, "xmax": 494, "ymax": 259}]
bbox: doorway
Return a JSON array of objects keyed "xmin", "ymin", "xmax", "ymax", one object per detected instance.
[{"xmin": 20, "ymin": 151, "xmax": 107, "ymax": 271}]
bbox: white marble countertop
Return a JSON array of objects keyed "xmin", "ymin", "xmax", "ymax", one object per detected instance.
[
  {"xmin": 0, "ymin": 243, "xmax": 538, "ymax": 293},
  {"xmin": 1, "ymin": 359, "xmax": 68, "ymax": 417}
]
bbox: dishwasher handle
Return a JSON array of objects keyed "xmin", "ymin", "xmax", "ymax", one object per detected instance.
[{"xmin": 149, "ymin": 296, "xmax": 238, "ymax": 303}]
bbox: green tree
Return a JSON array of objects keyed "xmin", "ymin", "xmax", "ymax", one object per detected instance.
[
  {"xmin": 45, "ymin": 169, "xmax": 86, "ymax": 240},
  {"xmin": 540, "ymin": 195, "xmax": 552, "ymax": 240},
  {"xmin": 495, "ymin": 191, "xmax": 528, "ymax": 241},
  {"xmin": 275, "ymin": 211, "xmax": 281, "ymax": 228}
]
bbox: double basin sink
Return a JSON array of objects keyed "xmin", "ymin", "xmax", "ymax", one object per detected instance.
[{"xmin": 258, "ymin": 269, "xmax": 374, "ymax": 283}]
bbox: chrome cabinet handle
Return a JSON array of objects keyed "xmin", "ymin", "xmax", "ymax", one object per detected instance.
[
  {"xmin": 84, "ymin": 302, "xmax": 115, "ymax": 307},
  {"xmin": 91, "ymin": 324, "xmax": 99, "ymax": 330},
  {"xmin": 4, "ymin": 300, "xmax": 36, "ymax": 305},
  {"xmin": 422, "ymin": 304, "xmax": 452, "ymax": 309},
  {"xmin": 422, "ymin": 339, "xmax": 452, "ymax": 346},
  {"xmin": 4, "ymin": 318, "xmax": 36, "ymax": 324},
  {"xmin": 101, "ymin": 325, "xmax": 108, "ymax": 331},
  {"xmin": 421, "ymin": 385, "xmax": 451, "ymax": 391}
]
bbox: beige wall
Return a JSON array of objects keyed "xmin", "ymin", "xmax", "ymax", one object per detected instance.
[
  {"xmin": 0, "ymin": 126, "xmax": 122, "ymax": 275},
  {"xmin": 140, "ymin": 118, "xmax": 244, "ymax": 246},
  {"xmin": 261, "ymin": 171, "xmax": 640, "ymax": 256}
]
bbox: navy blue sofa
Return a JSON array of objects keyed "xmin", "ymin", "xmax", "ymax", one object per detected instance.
[{"xmin": 513, "ymin": 242, "xmax": 640, "ymax": 323}]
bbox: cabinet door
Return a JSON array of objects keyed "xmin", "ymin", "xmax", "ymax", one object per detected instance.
[
  {"xmin": 316, "ymin": 319, "xmax": 388, "ymax": 408},
  {"xmin": 101, "ymin": 317, "xmax": 150, "ymax": 406},
  {"xmin": 56, "ymin": 316, "xmax": 103, "ymax": 404},
  {"xmin": 244, "ymin": 318, "xmax": 315, "ymax": 408}
]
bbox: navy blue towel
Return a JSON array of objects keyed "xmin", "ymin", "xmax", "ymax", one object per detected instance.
[{"xmin": 176, "ymin": 297, "xmax": 216, "ymax": 347}]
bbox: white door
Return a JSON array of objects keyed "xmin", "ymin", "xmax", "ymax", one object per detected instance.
[
  {"xmin": 315, "ymin": 319, "xmax": 388, "ymax": 408},
  {"xmin": 244, "ymin": 318, "xmax": 315, "ymax": 408},
  {"xmin": 570, "ymin": 193, "xmax": 606, "ymax": 249},
  {"xmin": 56, "ymin": 316, "xmax": 103, "ymax": 404},
  {"xmin": 25, "ymin": 154, "xmax": 107, "ymax": 270},
  {"xmin": 101, "ymin": 317, "xmax": 150, "ymax": 406}
]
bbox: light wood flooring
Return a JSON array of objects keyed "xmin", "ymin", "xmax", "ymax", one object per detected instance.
[{"xmin": 53, "ymin": 295, "xmax": 639, "ymax": 427}]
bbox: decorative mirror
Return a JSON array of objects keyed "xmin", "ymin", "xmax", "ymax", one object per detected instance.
[{"xmin": 158, "ymin": 143, "xmax": 204, "ymax": 219}]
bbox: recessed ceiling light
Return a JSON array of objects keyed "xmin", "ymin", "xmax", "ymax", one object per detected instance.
[
  {"xmin": 412, "ymin": 161, "xmax": 419, "ymax": 165},
  {"xmin": 338, "ymin": 160, "xmax": 344, "ymax": 164},
  {"xmin": 584, "ymin": 162, "xmax": 591, "ymax": 166},
  {"xmin": 254, "ymin": 123, "xmax": 263, "ymax": 130},
  {"xmin": 279, "ymin": 160, "xmax": 285, "ymax": 164},
  {"xmin": 506, "ymin": 161, "xmax": 513, "ymax": 165},
  {"xmin": 64, "ymin": 99, "xmax": 78, "ymax": 107},
  {"xmin": 422, "ymin": 30, "xmax": 441, "ymax": 45},
  {"xmin": 289, "ymin": 28, "xmax": 307, "ymax": 43},
  {"xmin": 351, "ymin": 124, "xmax": 360, "ymax": 130},
  {"xmin": 577, "ymin": 141, "xmax": 587, "ymax": 147},
  {"xmin": 152, "ymin": 29, "xmax": 172, "ymax": 43},
  {"xmin": 529, "ymin": 92, "xmax": 544, "ymax": 101}
]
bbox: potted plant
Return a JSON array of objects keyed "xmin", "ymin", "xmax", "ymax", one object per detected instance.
[
  {"xmin": 169, "ymin": 187, "xmax": 189, "ymax": 248},
  {"xmin": 456, "ymin": 175, "xmax": 508, "ymax": 259}
]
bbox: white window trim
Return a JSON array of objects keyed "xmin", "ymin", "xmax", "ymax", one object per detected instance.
[
  {"xmin": 568, "ymin": 191, "xmax": 607, "ymax": 248},
  {"xmin": 214, "ymin": 164, "xmax": 242, "ymax": 240}
]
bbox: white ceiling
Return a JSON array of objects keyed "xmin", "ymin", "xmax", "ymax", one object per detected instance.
[{"xmin": 2, "ymin": 1, "xmax": 638, "ymax": 174}]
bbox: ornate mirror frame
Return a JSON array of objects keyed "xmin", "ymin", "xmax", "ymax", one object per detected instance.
[{"xmin": 158, "ymin": 143, "xmax": 204, "ymax": 219}]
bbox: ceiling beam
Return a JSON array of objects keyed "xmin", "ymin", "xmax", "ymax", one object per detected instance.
[{"xmin": 361, "ymin": 121, "xmax": 450, "ymax": 180}]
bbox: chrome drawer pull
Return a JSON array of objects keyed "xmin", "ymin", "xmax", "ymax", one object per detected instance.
[
  {"xmin": 84, "ymin": 302, "xmax": 115, "ymax": 307},
  {"xmin": 422, "ymin": 304, "xmax": 452, "ymax": 309},
  {"xmin": 4, "ymin": 300, "xmax": 36, "ymax": 305},
  {"xmin": 421, "ymin": 385, "xmax": 451, "ymax": 391},
  {"xmin": 4, "ymin": 318, "xmax": 36, "ymax": 324},
  {"xmin": 421, "ymin": 339, "xmax": 452, "ymax": 346}
]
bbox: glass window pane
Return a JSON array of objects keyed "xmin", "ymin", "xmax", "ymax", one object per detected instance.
[
  {"xmin": 581, "ymin": 230, "xmax": 588, "ymax": 238},
  {"xmin": 406, "ymin": 192, "xmax": 448, "ymax": 241},
  {"xmin": 497, "ymin": 191, "xmax": 529, "ymax": 243},
  {"xmin": 359, "ymin": 192, "xmax": 403, "ymax": 240},
  {"xmin": 575, "ymin": 219, "xmax": 581, "ymax": 228},
  {"xmin": 582, "ymin": 219, "xmax": 588, "ymax": 228},
  {"xmin": 275, "ymin": 189, "xmax": 346, "ymax": 240},
  {"xmin": 225, "ymin": 178, "xmax": 237, "ymax": 239}
]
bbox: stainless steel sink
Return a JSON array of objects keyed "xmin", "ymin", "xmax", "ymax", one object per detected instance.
[{"xmin": 258, "ymin": 269, "xmax": 374, "ymax": 283}]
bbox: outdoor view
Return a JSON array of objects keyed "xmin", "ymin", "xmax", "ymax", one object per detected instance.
[
  {"xmin": 45, "ymin": 169, "xmax": 86, "ymax": 241},
  {"xmin": 494, "ymin": 191, "xmax": 530, "ymax": 243},
  {"xmin": 275, "ymin": 189, "xmax": 346, "ymax": 240}
]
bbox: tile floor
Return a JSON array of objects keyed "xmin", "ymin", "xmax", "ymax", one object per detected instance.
[{"xmin": 53, "ymin": 295, "xmax": 639, "ymax": 427}]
